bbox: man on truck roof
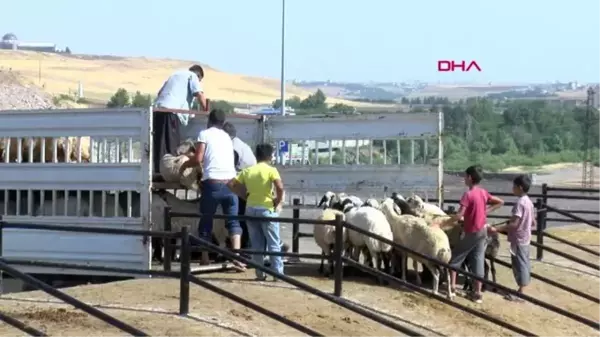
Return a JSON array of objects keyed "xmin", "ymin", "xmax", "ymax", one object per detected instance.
[{"xmin": 152, "ymin": 64, "xmax": 208, "ymax": 174}]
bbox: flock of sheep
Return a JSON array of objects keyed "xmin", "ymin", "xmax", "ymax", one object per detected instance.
[
  {"xmin": 313, "ymin": 191, "xmax": 501, "ymax": 299},
  {"xmin": 0, "ymin": 137, "xmax": 91, "ymax": 163}
]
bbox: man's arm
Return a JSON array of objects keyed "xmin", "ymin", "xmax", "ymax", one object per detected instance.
[
  {"xmin": 486, "ymin": 193, "xmax": 504, "ymax": 214},
  {"xmin": 227, "ymin": 173, "xmax": 247, "ymax": 199},
  {"xmin": 272, "ymin": 168, "xmax": 284, "ymax": 212},
  {"xmin": 189, "ymin": 74, "xmax": 207, "ymax": 111}
]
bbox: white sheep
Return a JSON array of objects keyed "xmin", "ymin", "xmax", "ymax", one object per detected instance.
[
  {"xmin": 380, "ymin": 198, "xmax": 453, "ymax": 298},
  {"xmin": 345, "ymin": 206, "xmax": 393, "ymax": 283},
  {"xmin": 313, "ymin": 208, "xmax": 347, "ymax": 276},
  {"xmin": 159, "ymin": 154, "xmax": 200, "ymax": 191},
  {"xmin": 406, "ymin": 194, "xmax": 447, "ymax": 218},
  {"xmin": 362, "ymin": 198, "xmax": 380, "ymax": 208}
]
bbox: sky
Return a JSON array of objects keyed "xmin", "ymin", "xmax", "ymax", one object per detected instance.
[{"xmin": 1, "ymin": 0, "xmax": 599, "ymax": 84}]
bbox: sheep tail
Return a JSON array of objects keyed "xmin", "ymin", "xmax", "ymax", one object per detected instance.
[{"xmin": 437, "ymin": 247, "xmax": 452, "ymax": 264}]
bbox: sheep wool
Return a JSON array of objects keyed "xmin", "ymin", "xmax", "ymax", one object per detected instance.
[
  {"xmin": 313, "ymin": 208, "xmax": 346, "ymax": 275},
  {"xmin": 159, "ymin": 154, "xmax": 200, "ymax": 191},
  {"xmin": 345, "ymin": 206, "xmax": 393, "ymax": 264},
  {"xmin": 407, "ymin": 194, "xmax": 447, "ymax": 217},
  {"xmin": 380, "ymin": 198, "xmax": 452, "ymax": 298}
]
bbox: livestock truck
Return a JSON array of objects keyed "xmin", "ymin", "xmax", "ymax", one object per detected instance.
[{"xmin": 0, "ymin": 107, "xmax": 442, "ymax": 291}]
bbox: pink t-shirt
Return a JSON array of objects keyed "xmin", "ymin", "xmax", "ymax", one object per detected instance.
[
  {"xmin": 459, "ymin": 186, "xmax": 491, "ymax": 233},
  {"xmin": 508, "ymin": 195, "xmax": 534, "ymax": 246}
]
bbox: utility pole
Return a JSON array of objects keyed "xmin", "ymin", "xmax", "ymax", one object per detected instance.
[
  {"xmin": 582, "ymin": 86, "xmax": 596, "ymax": 188},
  {"xmin": 280, "ymin": 0, "xmax": 286, "ymax": 116}
]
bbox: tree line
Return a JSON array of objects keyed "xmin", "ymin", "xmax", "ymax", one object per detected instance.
[{"xmin": 105, "ymin": 88, "xmax": 599, "ymax": 171}]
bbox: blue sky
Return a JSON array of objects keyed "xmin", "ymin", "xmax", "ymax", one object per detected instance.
[{"xmin": 2, "ymin": 0, "xmax": 599, "ymax": 83}]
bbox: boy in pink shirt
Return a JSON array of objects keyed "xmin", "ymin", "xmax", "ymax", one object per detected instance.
[
  {"xmin": 448, "ymin": 165, "xmax": 504, "ymax": 303},
  {"xmin": 490, "ymin": 174, "xmax": 535, "ymax": 301}
]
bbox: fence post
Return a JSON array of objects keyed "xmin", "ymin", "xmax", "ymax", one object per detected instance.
[
  {"xmin": 535, "ymin": 198, "xmax": 545, "ymax": 261},
  {"xmin": 179, "ymin": 226, "xmax": 191, "ymax": 316},
  {"xmin": 333, "ymin": 214, "xmax": 344, "ymax": 297},
  {"xmin": 292, "ymin": 198, "xmax": 300, "ymax": 256},
  {"xmin": 542, "ymin": 183, "xmax": 548, "ymax": 206},
  {"xmin": 163, "ymin": 206, "xmax": 173, "ymax": 272}
]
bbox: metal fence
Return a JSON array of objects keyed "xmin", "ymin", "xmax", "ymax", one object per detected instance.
[{"xmin": 1, "ymin": 197, "xmax": 599, "ymax": 336}]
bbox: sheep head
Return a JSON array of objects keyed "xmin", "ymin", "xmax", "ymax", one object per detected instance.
[
  {"xmin": 318, "ymin": 191, "xmax": 337, "ymax": 209},
  {"xmin": 362, "ymin": 198, "xmax": 380, "ymax": 209},
  {"xmin": 406, "ymin": 194, "xmax": 425, "ymax": 214},
  {"xmin": 176, "ymin": 139, "xmax": 197, "ymax": 156},
  {"xmin": 390, "ymin": 192, "xmax": 405, "ymax": 201},
  {"xmin": 340, "ymin": 198, "xmax": 356, "ymax": 213},
  {"xmin": 380, "ymin": 198, "xmax": 401, "ymax": 216}
]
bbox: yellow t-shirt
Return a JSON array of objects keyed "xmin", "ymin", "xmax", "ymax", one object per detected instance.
[{"xmin": 235, "ymin": 162, "xmax": 281, "ymax": 211}]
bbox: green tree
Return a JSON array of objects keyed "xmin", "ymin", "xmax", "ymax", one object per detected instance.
[
  {"xmin": 131, "ymin": 91, "xmax": 153, "ymax": 108},
  {"xmin": 272, "ymin": 96, "xmax": 302, "ymax": 109},
  {"xmin": 329, "ymin": 103, "xmax": 355, "ymax": 114},
  {"xmin": 106, "ymin": 88, "xmax": 130, "ymax": 108}
]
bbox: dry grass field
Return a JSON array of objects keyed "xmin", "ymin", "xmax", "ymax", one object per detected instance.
[
  {"xmin": 0, "ymin": 224, "xmax": 597, "ymax": 336},
  {"xmin": 0, "ymin": 50, "xmax": 384, "ymax": 107}
]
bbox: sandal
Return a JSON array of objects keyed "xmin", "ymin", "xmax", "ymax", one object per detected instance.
[
  {"xmin": 231, "ymin": 260, "xmax": 247, "ymax": 272},
  {"xmin": 503, "ymin": 294, "xmax": 524, "ymax": 302}
]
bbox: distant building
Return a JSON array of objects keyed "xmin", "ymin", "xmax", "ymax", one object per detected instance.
[{"xmin": 0, "ymin": 33, "xmax": 57, "ymax": 53}]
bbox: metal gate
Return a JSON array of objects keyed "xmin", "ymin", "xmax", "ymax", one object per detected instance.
[{"xmin": 264, "ymin": 112, "xmax": 443, "ymax": 205}]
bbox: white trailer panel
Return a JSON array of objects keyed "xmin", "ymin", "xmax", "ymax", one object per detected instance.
[{"xmin": 0, "ymin": 108, "xmax": 152, "ymax": 276}]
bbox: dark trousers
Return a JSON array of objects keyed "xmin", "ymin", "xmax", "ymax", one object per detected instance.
[
  {"xmin": 152, "ymin": 112, "xmax": 181, "ymax": 174},
  {"xmin": 198, "ymin": 181, "xmax": 241, "ymax": 238},
  {"xmin": 239, "ymin": 197, "xmax": 249, "ymax": 249}
]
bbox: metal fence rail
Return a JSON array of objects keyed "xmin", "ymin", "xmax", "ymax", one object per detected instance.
[
  {"xmin": 0, "ymin": 310, "xmax": 48, "ymax": 336},
  {"xmin": 0, "ymin": 259, "xmax": 149, "ymax": 336},
  {"xmin": 0, "ymin": 222, "xmax": 324, "ymax": 337}
]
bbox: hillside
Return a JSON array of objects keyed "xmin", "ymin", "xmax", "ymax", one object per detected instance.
[{"xmin": 0, "ymin": 50, "xmax": 381, "ymax": 107}]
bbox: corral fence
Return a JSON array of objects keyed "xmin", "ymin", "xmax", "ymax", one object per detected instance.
[{"xmin": 2, "ymin": 203, "xmax": 599, "ymax": 336}]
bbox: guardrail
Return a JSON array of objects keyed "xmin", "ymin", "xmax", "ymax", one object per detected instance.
[
  {"xmin": 167, "ymin": 209, "xmax": 599, "ymax": 335},
  {"xmin": 1, "ymin": 195, "xmax": 598, "ymax": 336}
]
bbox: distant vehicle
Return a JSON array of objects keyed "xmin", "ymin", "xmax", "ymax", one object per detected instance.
[{"xmin": 251, "ymin": 107, "xmax": 296, "ymax": 116}]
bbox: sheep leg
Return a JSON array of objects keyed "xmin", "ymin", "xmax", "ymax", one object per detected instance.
[
  {"xmin": 327, "ymin": 244, "xmax": 335, "ymax": 277},
  {"xmin": 489, "ymin": 260, "xmax": 499, "ymax": 293},
  {"xmin": 318, "ymin": 250, "xmax": 325, "ymax": 275},
  {"xmin": 371, "ymin": 253, "xmax": 384, "ymax": 285},
  {"xmin": 428, "ymin": 265, "xmax": 440, "ymax": 295},
  {"xmin": 414, "ymin": 259, "xmax": 422, "ymax": 286},
  {"xmin": 482, "ymin": 260, "xmax": 490, "ymax": 292},
  {"xmin": 462, "ymin": 262, "xmax": 473, "ymax": 292},
  {"xmin": 401, "ymin": 254, "xmax": 408, "ymax": 282},
  {"xmin": 446, "ymin": 268, "xmax": 454, "ymax": 299}
]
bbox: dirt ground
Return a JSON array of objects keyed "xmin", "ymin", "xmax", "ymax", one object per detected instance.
[{"xmin": 0, "ymin": 226, "xmax": 598, "ymax": 337}]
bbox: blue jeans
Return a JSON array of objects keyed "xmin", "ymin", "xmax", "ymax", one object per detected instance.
[
  {"xmin": 246, "ymin": 207, "xmax": 284, "ymax": 278},
  {"xmin": 199, "ymin": 181, "xmax": 241, "ymax": 239}
]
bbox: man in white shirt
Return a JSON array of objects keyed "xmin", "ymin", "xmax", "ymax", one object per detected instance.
[
  {"xmin": 152, "ymin": 65, "xmax": 208, "ymax": 174},
  {"xmin": 223, "ymin": 122, "xmax": 257, "ymax": 252},
  {"xmin": 190, "ymin": 109, "xmax": 244, "ymax": 268}
]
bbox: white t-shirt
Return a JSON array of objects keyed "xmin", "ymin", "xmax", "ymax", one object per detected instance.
[
  {"xmin": 197, "ymin": 127, "xmax": 236, "ymax": 181},
  {"xmin": 232, "ymin": 137, "xmax": 257, "ymax": 171}
]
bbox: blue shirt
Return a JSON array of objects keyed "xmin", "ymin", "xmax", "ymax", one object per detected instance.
[{"xmin": 154, "ymin": 69, "xmax": 202, "ymax": 126}]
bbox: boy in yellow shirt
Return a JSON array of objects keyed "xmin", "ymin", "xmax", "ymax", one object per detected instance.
[{"xmin": 227, "ymin": 144, "xmax": 285, "ymax": 280}]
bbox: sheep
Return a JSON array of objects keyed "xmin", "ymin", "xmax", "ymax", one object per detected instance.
[
  {"xmin": 406, "ymin": 194, "xmax": 447, "ymax": 218},
  {"xmin": 390, "ymin": 192, "xmax": 419, "ymax": 216},
  {"xmin": 380, "ymin": 198, "xmax": 453, "ymax": 298},
  {"xmin": 159, "ymin": 154, "xmax": 201, "ymax": 191},
  {"xmin": 345, "ymin": 205, "xmax": 393, "ymax": 284},
  {"xmin": 362, "ymin": 198, "xmax": 380, "ymax": 208},
  {"xmin": 0, "ymin": 137, "xmax": 91, "ymax": 163},
  {"xmin": 313, "ymin": 208, "xmax": 347, "ymax": 276},
  {"xmin": 317, "ymin": 191, "xmax": 339, "ymax": 209},
  {"xmin": 453, "ymin": 224, "xmax": 501, "ymax": 293}
]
